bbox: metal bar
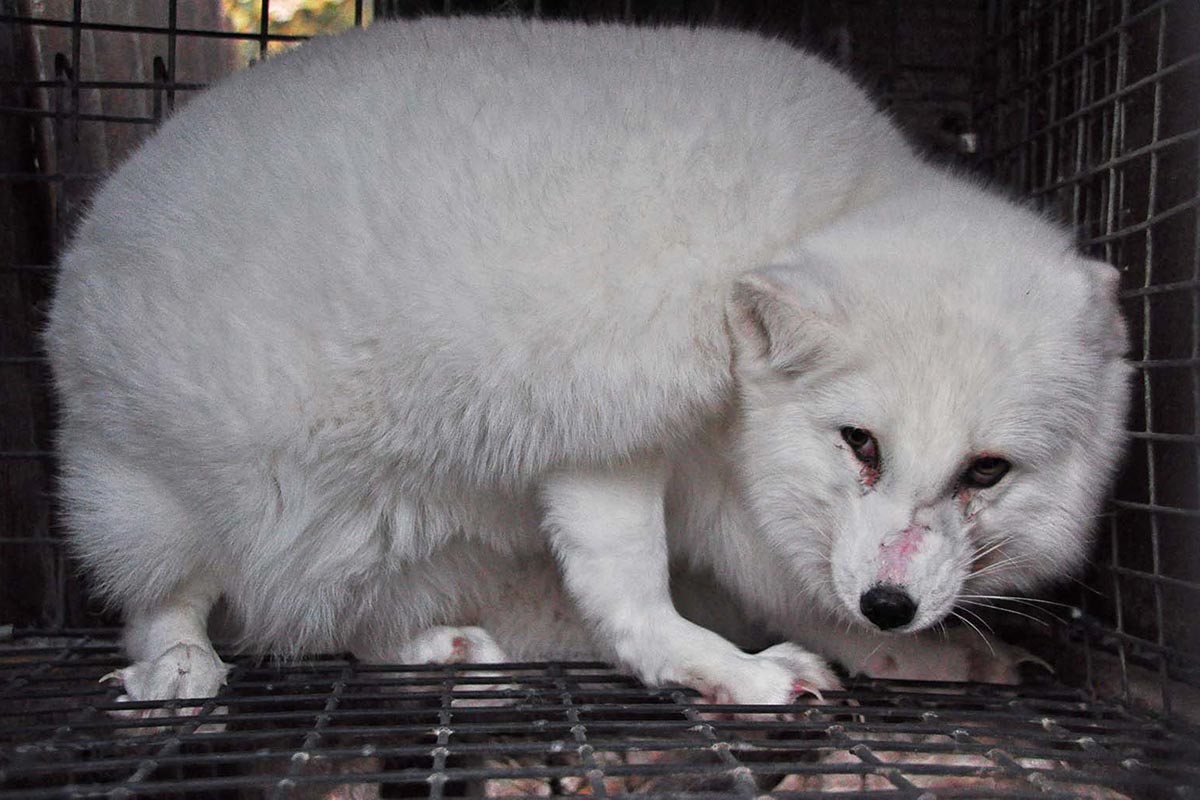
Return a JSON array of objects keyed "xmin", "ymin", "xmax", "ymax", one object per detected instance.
[
  {"xmin": 265, "ymin": 665, "xmax": 351, "ymax": 800},
  {"xmin": 69, "ymin": 0, "xmax": 79, "ymax": 146},
  {"xmin": 1120, "ymin": 277, "xmax": 1200, "ymax": 297},
  {"xmin": 426, "ymin": 664, "xmax": 454, "ymax": 800},
  {"xmin": 1107, "ymin": 0, "xmax": 1133, "ymax": 706},
  {"xmin": 0, "ymin": 264, "xmax": 56, "ymax": 272},
  {"xmin": 166, "ymin": 0, "xmax": 177, "ymax": 114},
  {"xmin": 0, "ymin": 172, "xmax": 100, "ymax": 182},
  {"xmin": 0, "ymin": 13, "xmax": 311, "ymax": 43},
  {"xmin": 1080, "ymin": 193, "xmax": 1200, "ymax": 251},
  {"xmin": 0, "ymin": 104, "xmax": 158, "ymax": 123},
  {"xmin": 1193, "ymin": 61, "xmax": 1200, "ymax": 724},
  {"xmin": 1109, "ymin": 499, "xmax": 1200, "ymax": 518},
  {"xmin": 667, "ymin": 689, "xmax": 759, "ymax": 798},
  {"xmin": 1143, "ymin": 3, "xmax": 1172, "ymax": 716},
  {"xmin": 1129, "ymin": 357, "xmax": 1200, "ymax": 369},
  {"xmin": 1096, "ymin": 561, "xmax": 1200, "ymax": 593},
  {"xmin": 0, "ymin": 78, "xmax": 206, "ymax": 90},
  {"xmin": 1125, "ymin": 430, "xmax": 1200, "ymax": 444},
  {"xmin": 551, "ymin": 663, "xmax": 611, "ymax": 798},
  {"xmin": 824, "ymin": 729, "xmax": 923, "ymax": 794},
  {"xmin": 1073, "ymin": 0, "xmax": 1100, "ymax": 701}
]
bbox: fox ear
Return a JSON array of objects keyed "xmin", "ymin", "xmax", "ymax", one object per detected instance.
[
  {"xmin": 1080, "ymin": 258, "xmax": 1128, "ymax": 359},
  {"xmin": 728, "ymin": 263, "xmax": 844, "ymax": 375}
]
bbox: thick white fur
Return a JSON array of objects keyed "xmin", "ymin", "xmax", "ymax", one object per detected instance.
[{"xmin": 46, "ymin": 18, "xmax": 1130, "ymax": 705}]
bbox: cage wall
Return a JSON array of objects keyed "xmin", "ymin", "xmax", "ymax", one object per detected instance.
[
  {"xmin": 979, "ymin": 0, "xmax": 1200, "ymax": 717},
  {"xmin": 2, "ymin": 2, "xmax": 1199, "ymax": 797}
]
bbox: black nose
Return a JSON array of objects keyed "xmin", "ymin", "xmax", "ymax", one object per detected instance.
[{"xmin": 860, "ymin": 585, "xmax": 917, "ymax": 630}]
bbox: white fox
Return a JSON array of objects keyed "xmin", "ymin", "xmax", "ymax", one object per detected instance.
[{"xmin": 46, "ymin": 18, "xmax": 1130, "ymax": 711}]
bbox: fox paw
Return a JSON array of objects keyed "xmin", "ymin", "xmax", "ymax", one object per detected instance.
[
  {"xmin": 862, "ymin": 628, "xmax": 1050, "ymax": 685},
  {"xmin": 101, "ymin": 642, "xmax": 229, "ymax": 730},
  {"xmin": 686, "ymin": 642, "xmax": 842, "ymax": 709},
  {"xmin": 394, "ymin": 626, "xmax": 513, "ymax": 707},
  {"xmin": 398, "ymin": 626, "xmax": 507, "ymax": 664}
]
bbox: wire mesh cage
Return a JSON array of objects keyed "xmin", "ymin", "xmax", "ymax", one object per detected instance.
[
  {"xmin": 0, "ymin": 0, "xmax": 1198, "ymax": 797},
  {"xmin": 979, "ymin": 0, "xmax": 1200, "ymax": 721}
]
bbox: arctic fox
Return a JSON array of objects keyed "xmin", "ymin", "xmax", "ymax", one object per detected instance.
[{"xmin": 46, "ymin": 18, "xmax": 1130, "ymax": 710}]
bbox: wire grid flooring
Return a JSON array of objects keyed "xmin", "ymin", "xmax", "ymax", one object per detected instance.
[{"xmin": 1, "ymin": 631, "xmax": 1197, "ymax": 799}]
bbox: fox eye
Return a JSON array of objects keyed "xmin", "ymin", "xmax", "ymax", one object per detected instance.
[
  {"xmin": 840, "ymin": 427, "xmax": 879, "ymax": 467},
  {"xmin": 963, "ymin": 456, "xmax": 1011, "ymax": 488}
]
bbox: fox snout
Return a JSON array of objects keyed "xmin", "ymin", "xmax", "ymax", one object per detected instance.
[{"xmin": 860, "ymin": 584, "xmax": 918, "ymax": 630}]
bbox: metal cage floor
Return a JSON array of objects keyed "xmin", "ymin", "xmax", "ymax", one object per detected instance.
[{"xmin": 1, "ymin": 631, "xmax": 1197, "ymax": 799}]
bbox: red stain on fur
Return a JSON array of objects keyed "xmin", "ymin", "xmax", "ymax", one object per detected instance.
[
  {"xmin": 860, "ymin": 464, "xmax": 880, "ymax": 488},
  {"xmin": 451, "ymin": 636, "xmax": 469, "ymax": 659},
  {"xmin": 958, "ymin": 487, "xmax": 981, "ymax": 522},
  {"xmin": 878, "ymin": 525, "xmax": 925, "ymax": 583}
]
